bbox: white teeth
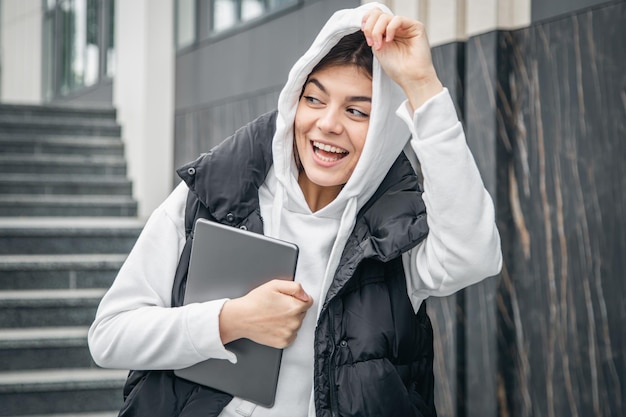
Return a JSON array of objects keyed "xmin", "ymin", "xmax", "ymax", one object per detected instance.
[
  {"xmin": 317, "ymin": 153, "xmax": 341, "ymax": 162},
  {"xmin": 313, "ymin": 141, "xmax": 347, "ymax": 154}
]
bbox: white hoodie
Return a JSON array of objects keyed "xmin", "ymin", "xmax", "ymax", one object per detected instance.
[{"xmin": 88, "ymin": 3, "xmax": 502, "ymax": 417}]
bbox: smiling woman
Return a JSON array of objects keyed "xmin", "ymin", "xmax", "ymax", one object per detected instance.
[{"xmin": 89, "ymin": 3, "xmax": 502, "ymax": 417}]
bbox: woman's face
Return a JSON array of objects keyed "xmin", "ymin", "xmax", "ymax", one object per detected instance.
[{"xmin": 294, "ymin": 64, "xmax": 372, "ymax": 194}]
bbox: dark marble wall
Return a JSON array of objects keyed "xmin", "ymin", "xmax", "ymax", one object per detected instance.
[
  {"xmin": 428, "ymin": 3, "xmax": 625, "ymax": 416},
  {"xmin": 429, "ymin": 42, "xmax": 466, "ymax": 417},
  {"xmin": 464, "ymin": 1, "xmax": 625, "ymax": 416},
  {"xmin": 464, "ymin": 31, "xmax": 501, "ymax": 417}
]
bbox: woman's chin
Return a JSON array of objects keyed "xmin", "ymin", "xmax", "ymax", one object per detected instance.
[{"xmin": 300, "ymin": 169, "xmax": 347, "ymax": 190}]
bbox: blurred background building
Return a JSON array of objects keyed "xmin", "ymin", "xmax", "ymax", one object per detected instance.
[{"xmin": 0, "ymin": 0, "xmax": 623, "ymax": 416}]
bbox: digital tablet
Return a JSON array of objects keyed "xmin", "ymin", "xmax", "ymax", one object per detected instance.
[{"xmin": 174, "ymin": 218, "xmax": 299, "ymax": 407}]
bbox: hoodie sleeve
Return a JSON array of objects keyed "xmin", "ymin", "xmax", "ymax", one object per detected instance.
[
  {"xmin": 397, "ymin": 89, "xmax": 502, "ymax": 312},
  {"xmin": 88, "ymin": 181, "xmax": 237, "ymax": 370}
]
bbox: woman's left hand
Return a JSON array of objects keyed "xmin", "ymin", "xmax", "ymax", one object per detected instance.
[{"xmin": 361, "ymin": 8, "xmax": 443, "ymax": 110}]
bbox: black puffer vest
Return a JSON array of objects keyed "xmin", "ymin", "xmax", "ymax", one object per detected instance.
[{"xmin": 118, "ymin": 111, "xmax": 436, "ymax": 417}]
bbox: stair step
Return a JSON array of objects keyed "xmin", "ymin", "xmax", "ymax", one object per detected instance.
[
  {"xmin": 0, "ymin": 154, "xmax": 126, "ymax": 176},
  {"xmin": 0, "ymin": 289, "xmax": 106, "ymax": 328},
  {"xmin": 0, "ymin": 327, "xmax": 94, "ymax": 371},
  {"xmin": 0, "ymin": 217, "xmax": 143, "ymax": 255},
  {"xmin": 0, "ymin": 136, "xmax": 124, "ymax": 157},
  {"xmin": 0, "ymin": 119, "xmax": 121, "ymax": 137},
  {"xmin": 4, "ymin": 413, "xmax": 117, "ymax": 417},
  {"xmin": 3, "ymin": 413, "xmax": 117, "ymax": 417},
  {"xmin": 0, "ymin": 103, "xmax": 116, "ymax": 121},
  {"xmin": 0, "ymin": 368, "xmax": 126, "ymax": 416},
  {"xmin": 0, "ymin": 254, "xmax": 125, "ymax": 290},
  {"xmin": 0, "ymin": 195, "xmax": 137, "ymax": 217},
  {"xmin": 0, "ymin": 103, "xmax": 133, "ymax": 416},
  {"xmin": 0, "ymin": 174, "xmax": 132, "ymax": 196}
]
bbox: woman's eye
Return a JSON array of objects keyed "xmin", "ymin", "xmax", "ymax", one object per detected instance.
[
  {"xmin": 303, "ymin": 96, "xmax": 322, "ymax": 105},
  {"xmin": 348, "ymin": 108, "xmax": 369, "ymax": 118}
]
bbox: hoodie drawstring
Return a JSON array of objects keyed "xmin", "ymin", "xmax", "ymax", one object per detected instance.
[{"xmin": 268, "ymin": 181, "xmax": 285, "ymax": 239}]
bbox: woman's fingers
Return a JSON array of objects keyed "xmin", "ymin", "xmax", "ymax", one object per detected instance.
[
  {"xmin": 361, "ymin": 8, "xmax": 380, "ymax": 46},
  {"xmin": 219, "ymin": 279, "xmax": 313, "ymax": 349},
  {"xmin": 384, "ymin": 15, "xmax": 414, "ymax": 43},
  {"xmin": 370, "ymin": 13, "xmax": 394, "ymax": 49},
  {"xmin": 273, "ymin": 279, "xmax": 311, "ymax": 304},
  {"xmin": 362, "ymin": 10, "xmax": 410, "ymax": 48}
]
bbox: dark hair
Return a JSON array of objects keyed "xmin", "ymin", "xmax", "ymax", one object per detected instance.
[{"xmin": 310, "ymin": 30, "xmax": 373, "ymax": 78}]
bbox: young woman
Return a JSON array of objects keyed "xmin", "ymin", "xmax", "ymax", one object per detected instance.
[{"xmin": 89, "ymin": 3, "xmax": 502, "ymax": 417}]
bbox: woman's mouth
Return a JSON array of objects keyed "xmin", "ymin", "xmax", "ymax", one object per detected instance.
[{"xmin": 312, "ymin": 140, "xmax": 348, "ymax": 162}]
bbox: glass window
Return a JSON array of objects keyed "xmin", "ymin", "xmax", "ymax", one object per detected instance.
[
  {"xmin": 176, "ymin": 0, "xmax": 300, "ymax": 47},
  {"xmin": 267, "ymin": 0, "xmax": 296, "ymax": 8},
  {"xmin": 209, "ymin": 0, "xmax": 299, "ymax": 34},
  {"xmin": 186, "ymin": 0, "xmax": 303, "ymax": 40},
  {"xmin": 105, "ymin": 0, "xmax": 115, "ymax": 77},
  {"xmin": 241, "ymin": 0, "xmax": 264, "ymax": 22},
  {"xmin": 84, "ymin": 0, "xmax": 101, "ymax": 86},
  {"xmin": 43, "ymin": 6, "xmax": 56, "ymax": 100},
  {"xmin": 58, "ymin": 0, "xmax": 74, "ymax": 94},
  {"xmin": 43, "ymin": 0, "xmax": 115, "ymax": 99},
  {"xmin": 176, "ymin": 0, "xmax": 197, "ymax": 48},
  {"xmin": 55, "ymin": 0, "xmax": 100, "ymax": 93},
  {"xmin": 212, "ymin": 0, "xmax": 238, "ymax": 32}
]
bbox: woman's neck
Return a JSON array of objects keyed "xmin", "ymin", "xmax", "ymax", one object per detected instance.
[{"xmin": 298, "ymin": 172, "xmax": 342, "ymax": 212}]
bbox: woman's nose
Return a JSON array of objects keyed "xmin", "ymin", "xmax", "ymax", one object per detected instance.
[{"xmin": 316, "ymin": 109, "xmax": 343, "ymax": 134}]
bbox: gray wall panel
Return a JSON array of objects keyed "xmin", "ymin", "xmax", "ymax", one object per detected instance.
[
  {"xmin": 175, "ymin": 0, "xmax": 359, "ymax": 112},
  {"xmin": 531, "ymin": 0, "xmax": 616, "ymax": 22}
]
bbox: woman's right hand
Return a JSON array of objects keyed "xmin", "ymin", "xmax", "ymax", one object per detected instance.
[
  {"xmin": 218, "ymin": 279, "xmax": 313, "ymax": 349},
  {"xmin": 361, "ymin": 8, "xmax": 443, "ymax": 111}
]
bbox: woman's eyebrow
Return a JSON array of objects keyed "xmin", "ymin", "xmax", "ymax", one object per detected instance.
[
  {"xmin": 306, "ymin": 78, "xmax": 371, "ymax": 103},
  {"xmin": 348, "ymin": 95, "xmax": 372, "ymax": 103},
  {"xmin": 306, "ymin": 78, "xmax": 327, "ymax": 94}
]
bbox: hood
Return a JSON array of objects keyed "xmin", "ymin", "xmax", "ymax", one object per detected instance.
[
  {"xmin": 270, "ymin": 2, "xmax": 411, "ymax": 225},
  {"xmin": 263, "ymin": 3, "xmax": 415, "ymax": 330}
]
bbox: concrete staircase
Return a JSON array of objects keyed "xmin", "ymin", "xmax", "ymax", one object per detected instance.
[{"xmin": 0, "ymin": 104, "xmax": 144, "ymax": 416}]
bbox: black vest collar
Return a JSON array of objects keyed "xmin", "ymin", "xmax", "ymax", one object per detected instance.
[{"xmin": 177, "ymin": 111, "xmax": 278, "ymax": 225}]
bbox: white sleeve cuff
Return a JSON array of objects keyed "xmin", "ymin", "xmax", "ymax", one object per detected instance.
[
  {"xmin": 184, "ymin": 299, "xmax": 238, "ymax": 364},
  {"xmin": 395, "ymin": 88, "xmax": 460, "ymax": 141}
]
